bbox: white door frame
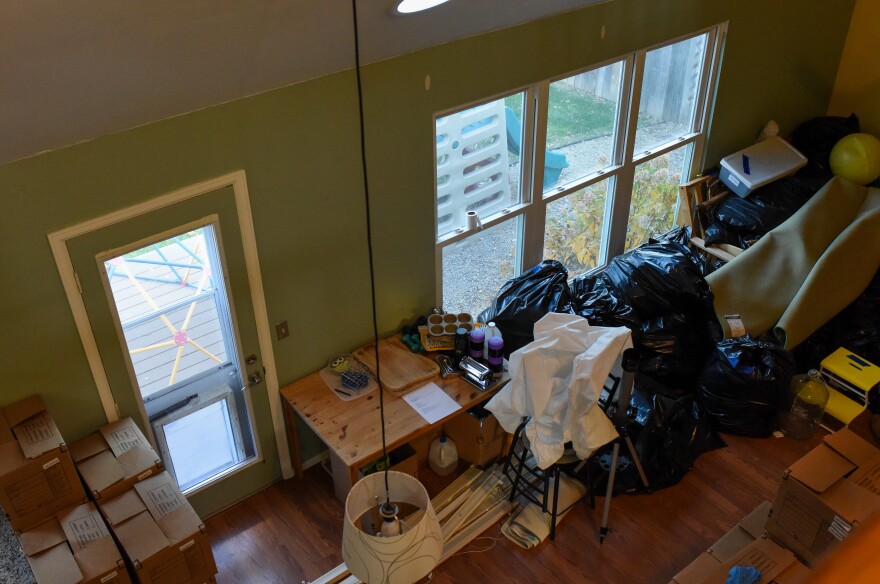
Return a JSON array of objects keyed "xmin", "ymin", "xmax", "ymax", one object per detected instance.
[{"xmin": 48, "ymin": 170, "xmax": 293, "ymax": 479}]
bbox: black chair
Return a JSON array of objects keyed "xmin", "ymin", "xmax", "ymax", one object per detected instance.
[
  {"xmin": 502, "ymin": 355, "xmax": 649, "ymax": 541},
  {"xmin": 502, "ymin": 417, "xmax": 593, "ymax": 540}
]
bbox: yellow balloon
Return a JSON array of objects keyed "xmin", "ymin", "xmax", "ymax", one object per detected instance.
[{"xmin": 830, "ymin": 133, "xmax": 880, "ymax": 185}]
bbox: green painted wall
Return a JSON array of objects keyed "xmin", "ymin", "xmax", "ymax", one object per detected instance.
[{"xmin": 0, "ymin": 0, "xmax": 855, "ymax": 475}]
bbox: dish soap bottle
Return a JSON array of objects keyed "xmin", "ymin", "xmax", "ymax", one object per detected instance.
[
  {"xmin": 780, "ymin": 369, "xmax": 829, "ymax": 440},
  {"xmin": 428, "ymin": 435, "xmax": 458, "ymax": 476}
]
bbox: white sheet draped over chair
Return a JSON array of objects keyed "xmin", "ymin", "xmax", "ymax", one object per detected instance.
[{"xmin": 487, "ymin": 313, "xmax": 633, "ymax": 469}]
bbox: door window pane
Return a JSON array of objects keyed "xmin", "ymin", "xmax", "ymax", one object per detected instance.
[
  {"xmin": 159, "ymin": 392, "xmax": 242, "ymax": 491},
  {"xmin": 103, "ymin": 225, "xmax": 255, "ymax": 492},
  {"xmin": 544, "ymin": 180, "xmax": 609, "ymax": 278},
  {"xmin": 545, "ymin": 62, "xmax": 623, "ymax": 191},
  {"xmin": 633, "ymin": 34, "xmax": 707, "ymax": 156},
  {"xmin": 625, "ymin": 148, "xmax": 687, "ymax": 251},
  {"xmin": 442, "ymin": 218, "xmax": 521, "ymax": 314},
  {"xmin": 436, "ymin": 95, "xmax": 525, "ymax": 238}
]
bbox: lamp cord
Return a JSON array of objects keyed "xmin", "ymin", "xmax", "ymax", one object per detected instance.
[{"xmin": 351, "ymin": 0, "xmax": 390, "ymax": 504}]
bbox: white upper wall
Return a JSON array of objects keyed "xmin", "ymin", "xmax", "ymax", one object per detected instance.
[{"xmin": 0, "ymin": 0, "xmax": 607, "ymax": 165}]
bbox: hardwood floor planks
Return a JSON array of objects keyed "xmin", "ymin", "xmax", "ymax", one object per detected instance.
[{"xmin": 206, "ymin": 431, "xmax": 824, "ymax": 584}]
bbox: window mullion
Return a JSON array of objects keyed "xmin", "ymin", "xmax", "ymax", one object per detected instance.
[
  {"xmin": 694, "ymin": 23, "xmax": 727, "ymax": 175},
  {"xmin": 605, "ymin": 51, "xmax": 645, "ymax": 261},
  {"xmin": 521, "ymin": 83, "xmax": 549, "ymax": 272}
]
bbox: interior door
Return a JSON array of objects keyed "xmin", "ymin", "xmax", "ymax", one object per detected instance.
[{"xmin": 65, "ymin": 184, "xmax": 280, "ymax": 516}]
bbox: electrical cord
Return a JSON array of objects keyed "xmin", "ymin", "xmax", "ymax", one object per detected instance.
[{"xmin": 351, "ymin": 0, "xmax": 390, "ymax": 505}]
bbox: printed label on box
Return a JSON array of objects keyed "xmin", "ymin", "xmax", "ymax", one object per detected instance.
[
  {"xmin": 18, "ymin": 414, "xmax": 54, "ymax": 447},
  {"xmin": 182, "ymin": 539, "xmax": 207, "ymax": 575},
  {"xmin": 144, "ymin": 481, "xmax": 185, "ymax": 517},
  {"xmin": 4, "ymin": 472, "xmax": 53, "ymax": 514},
  {"xmin": 65, "ymin": 514, "xmax": 110, "ymax": 552},
  {"xmin": 106, "ymin": 426, "xmax": 143, "ymax": 457},
  {"xmin": 725, "ymin": 315, "xmax": 746, "ymax": 338},
  {"xmin": 727, "ymin": 175, "xmax": 741, "ymax": 187},
  {"xmin": 853, "ymin": 462, "xmax": 880, "ymax": 495},
  {"xmin": 828, "ymin": 516, "xmax": 852, "ymax": 541}
]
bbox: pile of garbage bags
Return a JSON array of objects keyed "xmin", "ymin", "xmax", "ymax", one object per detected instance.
[
  {"xmin": 479, "ymin": 227, "xmax": 808, "ymax": 492},
  {"xmin": 480, "ymin": 229, "xmax": 719, "ymax": 390}
]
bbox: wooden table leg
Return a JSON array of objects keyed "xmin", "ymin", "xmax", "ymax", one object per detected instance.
[{"xmin": 283, "ymin": 400, "xmax": 303, "ymax": 479}]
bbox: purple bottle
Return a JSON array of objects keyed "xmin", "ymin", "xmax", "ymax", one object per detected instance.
[
  {"xmin": 469, "ymin": 329, "xmax": 485, "ymax": 361},
  {"xmin": 487, "ymin": 335, "xmax": 504, "ymax": 374}
]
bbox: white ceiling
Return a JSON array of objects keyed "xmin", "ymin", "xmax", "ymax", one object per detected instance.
[{"xmin": 1, "ymin": 0, "xmax": 607, "ymax": 165}]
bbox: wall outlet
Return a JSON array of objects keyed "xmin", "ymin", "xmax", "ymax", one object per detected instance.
[{"xmin": 275, "ymin": 320, "xmax": 289, "ymax": 340}]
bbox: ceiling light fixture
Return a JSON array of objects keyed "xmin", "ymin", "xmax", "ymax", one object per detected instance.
[
  {"xmin": 393, "ymin": 0, "xmax": 451, "ymax": 15},
  {"xmin": 341, "ymin": 1, "xmax": 443, "ymax": 583}
]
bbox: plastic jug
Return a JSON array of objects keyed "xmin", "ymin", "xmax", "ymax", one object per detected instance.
[
  {"xmin": 779, "ymin": 369, "xmax": 829, "ymax": 440},
  {"xmin": 428, "ymin": 435, "xmax": 458, "ymax": 476}
]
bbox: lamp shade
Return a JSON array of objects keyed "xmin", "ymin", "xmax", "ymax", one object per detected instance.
[{"xmin": 342, "ymin": 471, "xmax": 443, "ymax": 584}]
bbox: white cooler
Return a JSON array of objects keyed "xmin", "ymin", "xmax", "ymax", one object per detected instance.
[{"xmin": 719, "ymin": 136, "xmax": 807, "ymax": 197}]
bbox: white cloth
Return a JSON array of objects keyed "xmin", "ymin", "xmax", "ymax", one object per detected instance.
[
  {"xmin": 487, "ymin": 313, "xmax": 632, "ymax": 469},
  {"xmin": 500, "ymin": 474, "xmax": 588, "ymax": 548}
]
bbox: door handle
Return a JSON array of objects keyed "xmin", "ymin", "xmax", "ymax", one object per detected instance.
[{"xmin": 248, "ymin": 370, "xmax": 263, "ymax": 386}]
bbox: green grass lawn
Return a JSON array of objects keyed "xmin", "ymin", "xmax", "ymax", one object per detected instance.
[{"xmin": 505, "ymin": 84, "xmax": 616, "ymax": 150}]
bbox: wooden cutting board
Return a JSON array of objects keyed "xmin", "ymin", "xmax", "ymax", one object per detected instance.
[{"xmin": 352, "ymin": 339, "xmax": 440, "ymax": 395}]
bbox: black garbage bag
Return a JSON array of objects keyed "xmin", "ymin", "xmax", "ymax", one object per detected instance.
[
  {"xmin": 637, "ymin": 313, "xmax": 713, "ymax": 389},
  {"xmin": 600, "ymin": 241, "xmax": 713, "ymax": 319},
  {"xmin": 698, "ymin": 336, "xmax": 796, "ymax": 437},
  {"xmin": 585, "ymin": 382, "xmax": 724, "ymax": 494},
  {"xmin": 708, "ymin": 175, "xmax": 825, "ymax": 248},
  {"xmin": 794, "ymin": 267, "xmax": 880, "ymax": 371},
  {"xmin": 477, "ymin": 260, "xmax": 574, "ymax": 357},
  {"xmin": 790, "ymin": 114, "xmax": 860, "ymax": 179},
  {"xmin": 570, "ymin": 274, "xmax": 641, "ymax": 331},
  {"xmin": 572, "ymin": 242, "xmax": 720, "ymax": 388},
  {"xmin": 636, "ymin": 392, "xmax": 726, "ymax": 490}
]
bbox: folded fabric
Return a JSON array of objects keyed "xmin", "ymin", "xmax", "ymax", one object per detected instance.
[
  {"xmin": 487, "ymin": 313, "xmax": 631, "ymax": 468},
  {"xmin": 707, "ymin": 177, "xmax": 880, "ymax": 348},
  {"xmin": 501, "ymin": 475, "xmax": 587, "ymax": 548}
]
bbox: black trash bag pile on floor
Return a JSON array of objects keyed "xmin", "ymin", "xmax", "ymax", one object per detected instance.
[
  {"xmin": 793, "ymin": 267, "xmax": 880, "ymax": 371},
  {"xmin": 480, "ymin": 237, "xmax": 729, "ymax": 492},
  {"xmin": 697, "ymin": 336, "xmax": 796, "ymax": 437},
  {"xmin": 571, "ymin": 240, "xmax": 720, "ymax": 389},
  {"xmin": 583, "ymin": 378, "xmax": 725, "ymax": 494},
  {"xmin": 704, "ymin": 115, "xmax": 860, "ymax": 250}
]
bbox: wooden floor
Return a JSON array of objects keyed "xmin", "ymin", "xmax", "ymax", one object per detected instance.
[{"xmin": 205, "ymin": 431, "xmax": 824, "ymax": 584}]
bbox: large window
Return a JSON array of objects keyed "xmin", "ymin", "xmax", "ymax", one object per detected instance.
[{"xmin": 435, "ymin": 26, "xmax": 725, "ymax": 314}]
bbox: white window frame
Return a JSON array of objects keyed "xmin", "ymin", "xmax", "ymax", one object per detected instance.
[{"xmin": 434, "ymin": 23, "xmax": 727, "ymax": 309}]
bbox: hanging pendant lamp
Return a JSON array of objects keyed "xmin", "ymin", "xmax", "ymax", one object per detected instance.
[{"xmin": 340, "ymin": 1, "xmax": 442, "ymax": 582}]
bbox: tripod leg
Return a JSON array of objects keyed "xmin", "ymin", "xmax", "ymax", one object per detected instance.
[
  {"xmin": 599, "ymin": 441, "xmax": 620, "ymax": 544},
  {"xmin": 622, "ymin": 434, "xmax": 649, "ymax": 489}
]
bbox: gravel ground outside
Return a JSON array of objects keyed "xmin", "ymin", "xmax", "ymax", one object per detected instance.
[{"xmin": 441, "ymin": 121, "xmax": 688, "ymax": 316}]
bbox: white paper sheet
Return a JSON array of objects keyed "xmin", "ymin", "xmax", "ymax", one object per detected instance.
[{"xmin": 403, "ymin": 382, "xmax": 462, "ymax": 424}]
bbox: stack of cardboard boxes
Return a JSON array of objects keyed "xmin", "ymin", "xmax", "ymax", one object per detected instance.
[
  {"xmin": 672, "ymin": 426, "xmax": 880, "ymax": 583},
  {"xmin": 0, "ymin": 395, "xmax": 217, "ymax": 584}
]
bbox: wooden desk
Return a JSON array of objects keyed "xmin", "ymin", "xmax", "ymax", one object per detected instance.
[{"xmin": 280, "ymin": 352, "xmax": 507, "ymax": 499}]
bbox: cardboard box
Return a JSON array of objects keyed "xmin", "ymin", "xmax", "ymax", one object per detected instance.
[
  {"xmin": 443, "ymin": 405, "xmax": 506, "ymax": 466},
  {"xmin": 0, "ymin": 395, "xmax": 88, "ymax": 531},
  {"xmin": 70, "ymin": 418, "xmax": 164, "ymax": 502},
  {"xmin": 100, "ymin": 472, "xmax": 216, "ymax": 584},
  {"xmin": 672, "ymin": 502, "xmax": 810, "ymax": 584},
  {"xmin": 767, "ymin": 428, "xmax": 880, "ymax": 566},
  {"xmin": 20, "ymin": 501, "xmax": 131, "ymax": 584},
  {"xmin": 330, "ymin": 444, "xmax": 419, "ymax": 503}
]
